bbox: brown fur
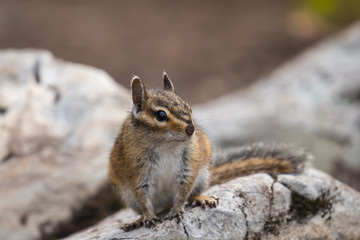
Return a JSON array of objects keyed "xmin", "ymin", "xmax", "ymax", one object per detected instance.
[{"xmin": 210, "ymin": 158, "xmax": 293, "ymax": 185}]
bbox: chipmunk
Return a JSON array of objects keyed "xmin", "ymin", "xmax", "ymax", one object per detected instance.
[{"xmin": 108, "ymin": 72, "xmax": 309, "ymax": 232}]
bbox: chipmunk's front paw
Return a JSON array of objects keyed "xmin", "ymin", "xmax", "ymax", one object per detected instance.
[
  {"xmin": 143, "ymin": 216, "xmax": 162, "ymax": 228},
  {"xmin": 122, "ymin": 217, "xmax": 143, "ymax": 232},
  {"xmin": 122, "ymin": 215, "xmax": 161, "ymax": 232},
  {"xmin": 165, "ymin": 209, "xmax": 185, "ymax": 224},
  {"xmin": 190, "ymin": 195, "xmax": 219, "ymax": 208}
]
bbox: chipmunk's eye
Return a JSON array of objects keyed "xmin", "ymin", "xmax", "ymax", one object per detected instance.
[{"xmin": 155, "ymin": 110, "xmax": 168, "ymax": 122}]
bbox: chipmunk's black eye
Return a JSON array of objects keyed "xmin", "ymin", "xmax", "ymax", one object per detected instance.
[{"xmin": 155, "ymin": 110, "xmax": 168, "ymax": 121}]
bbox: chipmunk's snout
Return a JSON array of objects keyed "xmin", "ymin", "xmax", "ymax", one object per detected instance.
[{"xmin": 185, "ymin": 124, "xmax": 195, "ymax": 136}]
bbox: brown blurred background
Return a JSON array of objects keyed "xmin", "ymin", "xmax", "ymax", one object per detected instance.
[{"xmin": 1, "ymin": 0, "xmax": 349, "ymax": 103}]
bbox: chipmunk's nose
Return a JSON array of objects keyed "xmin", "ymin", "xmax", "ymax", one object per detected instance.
[{"xmin": 185, "ymin": 124, "xmax": 195, "ymax": 136}]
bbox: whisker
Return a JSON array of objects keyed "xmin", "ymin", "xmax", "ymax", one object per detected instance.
[
  {"xmin": 195, "ymin": 118, "xmax": 214, "ymax": 123},
  {"xmin": 194, "ymin": 116, "xmax": 215, "ymax": 124}
]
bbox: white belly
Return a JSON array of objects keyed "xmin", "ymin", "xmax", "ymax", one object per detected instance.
[{"xmin": 150, "ymin": 144, "xmax": 184, "ymax": 213}]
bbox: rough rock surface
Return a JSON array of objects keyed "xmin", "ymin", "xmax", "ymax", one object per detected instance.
[
  {"xmin": 64, "ymin": 168, "xmax": 360, "ymax": 240},
  {"xmin": 0, "ymin": 50, "xmax": 131, "ymax": 240},
  {"xmin": 194, "ymin": 22, "xmax": 360, "ymax": 186}
]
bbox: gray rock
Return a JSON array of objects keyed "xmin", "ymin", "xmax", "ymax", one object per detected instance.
[
  {"xmin": 3, "ymin": 21, "xmax": 360, "ymax": 240},
  {"xmin": 194, "ymin": 22, "xmax": 360, "ymax": 179},
  {"xmin": 0, "ymin": 49, "xmax": 131, "ymax": 240},
  {"xmin": 64, "ymin": 168, "xmax": 360, "ymax": 240}
]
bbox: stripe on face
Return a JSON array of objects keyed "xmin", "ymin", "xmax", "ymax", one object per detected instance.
[
  {"xmin": 150, "ymin": 90, "xmax": 192, "ymax": 124},
  {"xmin": 131, "ymin": 89, "xmax": 194, "ymax": 136}
]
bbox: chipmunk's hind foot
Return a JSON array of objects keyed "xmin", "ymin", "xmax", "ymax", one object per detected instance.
[{"xmin": 190, "ymin": 195, "xmax": 219, "ymax": 209}]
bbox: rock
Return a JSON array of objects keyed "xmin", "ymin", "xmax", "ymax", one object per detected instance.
[
  {"xmin": 3, "ymin": 21, "xmax": 360, "ymax": 240},
  {"xmin": 64, "ymin": 168, "xmax": 360, "ymax": 240},
  {"xmin": 194, "ymin": 22, "xmax": 360, "ymax": 188},
  {"xmin": 0, "ymin": 49, "xmax": 131, "ymax": 240}
]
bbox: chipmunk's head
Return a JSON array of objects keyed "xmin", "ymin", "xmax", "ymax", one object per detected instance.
[{"xmin": 130, "ymin": 72, "xmax": 195, "ymax": 142}]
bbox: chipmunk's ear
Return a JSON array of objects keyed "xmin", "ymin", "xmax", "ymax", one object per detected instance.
[
  {"xmin": 131, "ymin": 76, "xmax": 147, "ymax": 112},
  {"xmin": 163, "ymin": 71, "xmax": 174, "ymax": 92}
]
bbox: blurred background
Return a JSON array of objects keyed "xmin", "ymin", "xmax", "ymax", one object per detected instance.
[
  {"xmin": 1, "ymin": 0, "xmax": 359, "ymax": 103},
  {"xmin": 1, "ymin": 1, "xmax": 360, "ymax": 239}
]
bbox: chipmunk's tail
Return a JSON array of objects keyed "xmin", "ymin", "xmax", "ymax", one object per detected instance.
[{"xmin": 210, "ymin": 143, "xmax": 312, "ymax": 186}]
